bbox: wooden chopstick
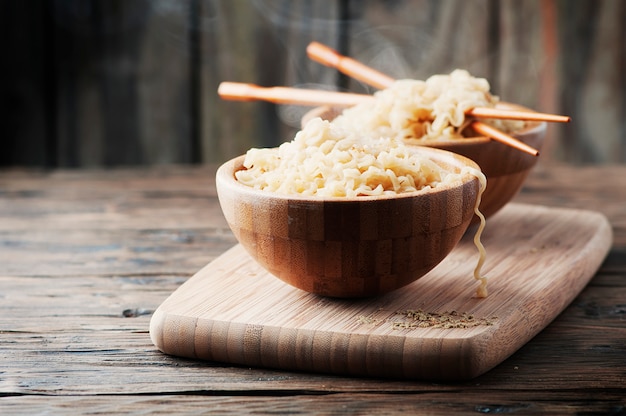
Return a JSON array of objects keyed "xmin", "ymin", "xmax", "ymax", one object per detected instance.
[
  {"xmin": 467, "ymin": 107, "xmax": 570, "ymax": 123},
  {"xmin": 305, "ymin": 41, "xmax": 543, "ymax": 156},
  {"xmin": 306, "ymin": 42, "xmax": 395, "ymax": 90},
  {"xmin": 471, "ymin": 121, "xmax": 539, "ymax": 156},
  {"xmin": 220, "ymin": 80, "xmax": 569, "ymax": 125},
  {"xmin": 218, "ymin": 82, "xmax": 374, "ymax": 107}
]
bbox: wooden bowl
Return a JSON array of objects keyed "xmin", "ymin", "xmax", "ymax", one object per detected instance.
[
  {"xmin": 302, "ymin": 103, "xmax": 547, "ymax": 221},
  {"xmin": 216, "ymin": 147, "xmax": 482, "ymax": 298}
]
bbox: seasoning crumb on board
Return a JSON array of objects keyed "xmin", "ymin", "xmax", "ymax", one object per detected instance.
[
  {"xmin": 530, "ymin": 244, "xmax": 547, "ymax": 253},
  {"xmin": 356, "ymin": 315, "xmax": 382, "ymax": 325},
  {"xmin": 357, "ymin": 309, "xmax": 497, "ymax": 330}
]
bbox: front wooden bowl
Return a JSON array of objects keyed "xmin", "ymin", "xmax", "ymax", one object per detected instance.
[
  {"xmin": 302, "ymin": 103, "xmax": 547, "ymax": 221},
  {"xmin": 216, "ymin": 147, "xmax": 482, "ymax": 298}
]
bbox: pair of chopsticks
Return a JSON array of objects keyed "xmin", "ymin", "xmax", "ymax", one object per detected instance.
[
  {"xmin": 219, "ymin": 41, "xmax": 570, "ymax": 156},
  {"xmin": 305, "ymin": 42, "xmax": 570, "ymax": 157},
  {"xmin": 218, "ymin": 83, "xmax": 567, "ymax": 123}
]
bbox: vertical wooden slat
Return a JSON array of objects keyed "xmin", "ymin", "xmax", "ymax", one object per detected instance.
[
  {"xmin": 133, "ymin": 0, "xmax": 193, "ymax": 165},
  {"xmin": 567, "ymin": 0, "xmax": 625, "ymax": 163},
  {"xmin": 336, "ymin": 0, "xmax": 353, "ymax": 90},
  {"xmin": 557, "ymin": 0, "xmax": 600, "ymax": 163},
  {"xmin": 496, "ymin": 1, "xmax": 542, "ymax": 105},
  {"xmin": 188, "ymin": 0, "xmax": 202, "ymax": 164},
  {"xmin": 536, "ymin": 0, "xmax": 561, "ymax": 161},
  {"xmin": 95, "ymin": 1, "xmax": 142, "ymax": 166},
  {"xmin": 199, "ymin": 0, "xmax": 262, "ymax": 164},
  {"xmin": 621, "ymin": 0, "xmax": 626, "ymax": 163},
  {"xmin": 0, "ymin": 1, "xmax": 49, "ymax": 166}
]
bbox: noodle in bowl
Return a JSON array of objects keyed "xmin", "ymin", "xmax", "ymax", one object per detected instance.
[
  {"xmin": 302, "ymin": 103, "xmax": 546, "ymax": 221},
  {"xmin": 216, "ymin": 119, "xmax": 487, "ymax": 298}
]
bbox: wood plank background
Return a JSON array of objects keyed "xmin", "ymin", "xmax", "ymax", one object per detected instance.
[{"xmin": 1, "ymin": 0, "xmax": 625, "ymax": 167}]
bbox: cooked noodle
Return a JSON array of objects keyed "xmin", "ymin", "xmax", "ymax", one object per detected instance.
[
  {"xmin": 332, "ymin": 69, "xmax": 525, "ymax": 142},
  {"xmin": 236, "ymin": 118, "xmax": 469, "ymax": 197},
  {"xmin": 464, "ymin": 167, "xmax": 488, "ymax": 298}
]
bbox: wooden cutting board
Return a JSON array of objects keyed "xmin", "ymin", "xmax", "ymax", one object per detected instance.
[{"xmin": 150, "ymin": 203, "xmax": 612, "ymax": 381}]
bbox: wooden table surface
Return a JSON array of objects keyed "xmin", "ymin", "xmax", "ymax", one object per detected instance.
[{"xmin": 1, "ymin": 162, "xmax": 625, "ymax": 415}]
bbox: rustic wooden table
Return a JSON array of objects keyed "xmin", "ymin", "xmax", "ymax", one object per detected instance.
[{"xmin": 1, "ymin": 163, "xmax": 624, "ymax": 415}]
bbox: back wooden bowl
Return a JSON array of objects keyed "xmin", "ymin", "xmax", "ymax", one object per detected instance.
[
  {"xmin": 302, "ymin": 103, "xmax": 547, "ymax": 221},
  {"xmin": 216, "ymin": 147, "xmax": 482, "ymax": 298}
]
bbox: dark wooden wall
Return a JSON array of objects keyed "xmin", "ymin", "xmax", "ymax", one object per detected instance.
[{"xmin": 1, "ymin": 0, "xmax": 625, "ymax": 167}]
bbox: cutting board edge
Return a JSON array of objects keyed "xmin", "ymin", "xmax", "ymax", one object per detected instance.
[{"xmin": 150, "ymin": 308, "xmax": 502, "ymax": 380}]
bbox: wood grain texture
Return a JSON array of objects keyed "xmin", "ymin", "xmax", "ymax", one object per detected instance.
[
  {"xmin": 0, "ymin": 165, "xmax": 624, "ymax": 414},
  {"xmin": 150, "ymin": 203, "xmax": 612, "ymax": 380},
  {"xmin": 2, "ymin": 391, "xmax": 625, "ymax": 415}
]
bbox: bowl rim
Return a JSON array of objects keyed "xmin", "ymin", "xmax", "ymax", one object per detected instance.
[{"xmin": 216, "ymin": 146, "xmax": 482, "ymax": 203}]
